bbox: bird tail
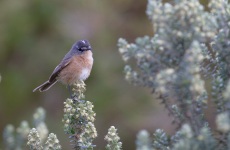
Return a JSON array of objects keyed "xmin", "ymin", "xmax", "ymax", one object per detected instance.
[{"xmin": 33, "ymin": 79, "xmax": 57, "ymax": 92}]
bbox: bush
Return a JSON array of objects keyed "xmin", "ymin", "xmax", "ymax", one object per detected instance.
[{"xmin": 118, "ymin": 0, "xmax": 230, "ymax": 149}]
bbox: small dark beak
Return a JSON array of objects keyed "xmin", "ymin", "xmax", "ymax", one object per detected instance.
[
  {"xmin": 87, "ymin": 45, "xmax": 92, "ymax": 50},
  {"xmin": 82, "ymin": 46, "xmax": 92, "ymax": 50}
]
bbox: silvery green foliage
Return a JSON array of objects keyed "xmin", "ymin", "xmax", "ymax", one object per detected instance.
[
  {"xmin": 152, "ymin": 129, "xmax": 169, "ymax": 150},
  {"xmin": 27, "ymin": 129, "xmax": 61, "ymax": 150},
  {"xmin": 63, "ymin": 81, "xmax": 97, "ymax": 149},
  {"xmin": 3, "ymin": 125, "xmax": 15, "ymax": 150},
  {"xmin": 33, "ymin": 107, "xmax": 46, "ymax": 125},
  {"xmin": 44, "ymin": 133, "xmax": 61, "ymax": 150},
  {"xmin": 105, "ymin": 126, "xmax": 122, "ymax": 150},
  {"xmin": 204, "ymin": 1, "xmax": 230, "ymax": 148},
  {"xmin": 172, "ymin": 124, "xmax": 216, "ymax": 150},
  {"xmin": 27, "ymin": 128, "xmax": 43, "ymax": 150},
  {"xmin": 136, "ymin": 130, "xmax": 151, "ymax": 150},
  {"xmin": 119, "ymin": 0, "xmax": 215, "ymax": 130},
  {"xmin": 33, "ymin": 107, "xmax": 49, "ymax": 143},
  {"xmin": 119, "ymin": 0, "xmax": 230, "ymax": 149},
  {"xmin": 27, "ymin": 108, "xmax": 62, "ymax": 150},
  {"xmin": 3, "ymin": 81, "xmax": 96, "ymax": 150},
  {"xmin": 3, "ymin": 108, "xmax": 61, "ymax": 150},
  {"xmin": 16, "ymin": 121, "xmax": 30, "ymax": 149},
  {"xmin": 216, "ymin": 112, "xmax": 230, "ymax": 133},
  {"xmin": 204, "ymin": 0, "xmax": 230, "ymax": 113},
  {"xmin": 3, "ymin": 120, "xmax": 31, "ymax": 149}
]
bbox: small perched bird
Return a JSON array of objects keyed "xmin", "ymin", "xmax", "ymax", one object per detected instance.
[{"xmin": 33, "ymin": 40, "xmax": 93, "ymax": 92}]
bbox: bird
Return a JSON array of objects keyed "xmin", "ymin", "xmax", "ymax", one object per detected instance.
[{"xmin": 33, "ymin": 40, "xmax": 93, "ymax": 92}]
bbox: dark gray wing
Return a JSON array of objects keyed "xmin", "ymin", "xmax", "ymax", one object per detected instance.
[{"xmin": 48, "ymin": 55, "xmax": 72, "ymax": 82}]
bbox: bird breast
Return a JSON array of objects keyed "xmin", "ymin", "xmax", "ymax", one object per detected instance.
[{"xmin": 58, "ymin": 50, "xmax": 93, "ymax": 85}]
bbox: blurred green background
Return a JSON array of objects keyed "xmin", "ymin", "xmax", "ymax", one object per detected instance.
[{"xmin": 0, "ymin": 0, "xmax": 209, "ymax": 149}]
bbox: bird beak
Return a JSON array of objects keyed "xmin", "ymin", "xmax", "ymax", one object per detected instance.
[
  {"xmin": 87, "ymin": 46, "xmax": 92, "ymax": 50},
  {"xmin": 83, "ymin": 46, "xmax": 92, "ymax": 50},
  {"xmin": 81, "ymin": 46, "xmax": 92, "ymax": 51}
]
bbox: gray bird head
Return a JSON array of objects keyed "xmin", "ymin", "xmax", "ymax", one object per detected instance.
[{"xmin": 73, "ymin": 40, "xmax": 92, "ymax": 52}]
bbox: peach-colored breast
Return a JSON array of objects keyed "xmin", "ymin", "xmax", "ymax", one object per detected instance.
[{"xmin": 58, "ymin": 50, "xmax": 93, "ymax": 85}]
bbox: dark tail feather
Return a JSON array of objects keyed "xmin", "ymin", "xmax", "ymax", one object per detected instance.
[{"xmin": 33, "ymin": 80, "xmax": 57, "ymax": 92}]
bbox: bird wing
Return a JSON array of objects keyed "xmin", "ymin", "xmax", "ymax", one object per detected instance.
[{"xmin": 48, "ymin": 57, "xmax": 71, "ymax": 83}]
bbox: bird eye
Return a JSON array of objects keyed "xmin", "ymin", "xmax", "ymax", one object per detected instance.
[
  {"xmin": 79, "ymin": 47, "xmax": 85, "ymax": 52},
  {"xmin": 75, "ymin": 46, "xmax": 83, "ymax": 52}
]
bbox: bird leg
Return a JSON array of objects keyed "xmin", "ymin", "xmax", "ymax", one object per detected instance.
[{"xmin": 67, "ymin": 85, "xmax": 74, "ymax": 98}]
